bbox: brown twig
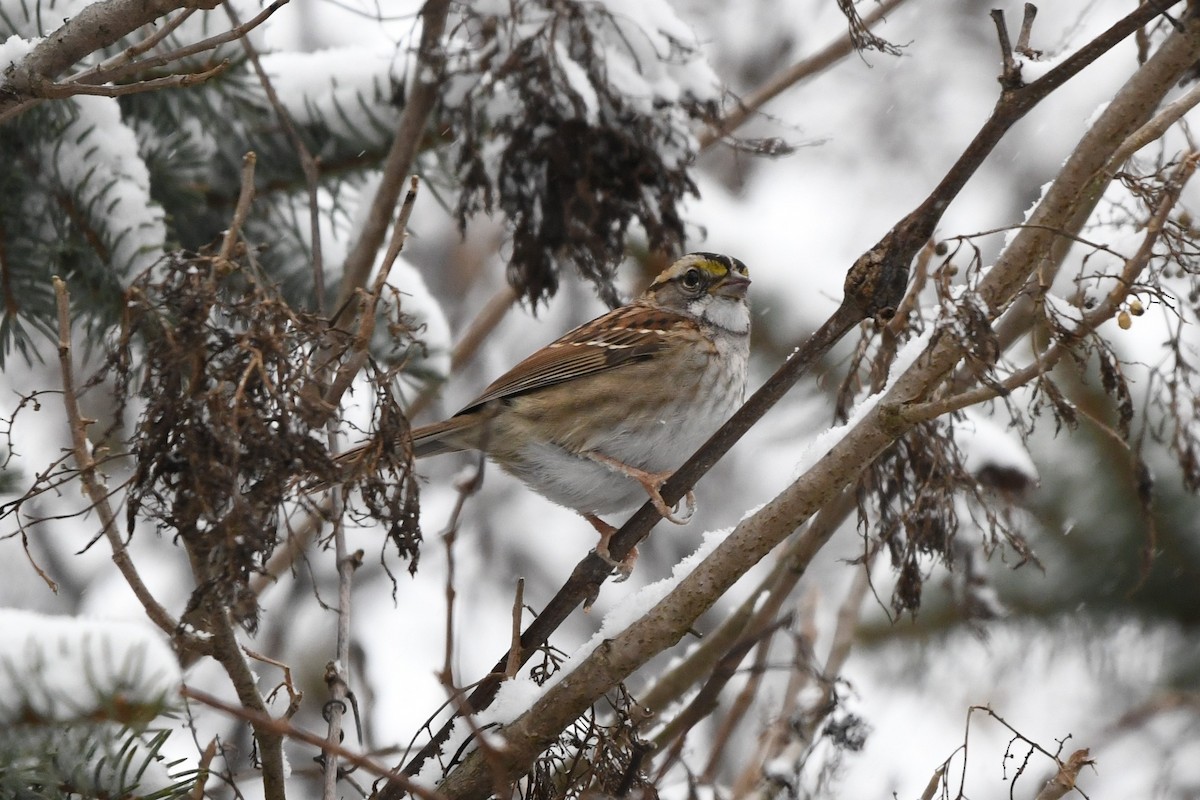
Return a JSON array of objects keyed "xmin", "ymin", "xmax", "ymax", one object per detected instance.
[
  {"xmin": 1033, "ymin": 749, "xmax": 1093, "ymax": 800},
  {"xmin": 0, "ymin": 0, "xmax": 221, "ymax": 120},
  {"xmin": 0, "ymin": 1, "xmax": 288, "ymax": 125},
  {"xmin": 699, "ymin": 0, "xmax": 910, "ymax": 149},
  {"xmin": 52, "ymin": 277, "xmax": 178, "ymax": 638},
  {"xmin": 653, "ymin": 616, "xmax": 786, "ymax": 774},
  {"xmin": 86, "ymin": 0, "xmax": 288, "ymax": 86},
  {"xmin": 505, "ymin": 578, "xmax": 526, "ymax": 679},
  {"xmin": 440, "ymin": 459, "xmax": 486, "ymax": 685},
  {"xmin": 322, "ymin": 176, "xmax": 421, "ymax": 411},
  {"xmin": 71, "ymin": 7, "xmax": 197, "ymax": 81},
  {"xmin": 635, "ymin": 490, "xmax": 853, "ymax": 736},
  {"xmin": 699, "ymin": 628, "xmax": 773, "ymax": 783},
  {"xmin": 1016, "ymin": 4, "xmax": 1040, "ymax": 58},
  {"xmin": 918, "ymin": 765, "xmax": 945, "ymax": 800},
  {"xmin": 188, "ymin": 737, "xmax": 218, "ymax": 800},
  {"xmin": 901, "ymin": 151, "xmax": 1198, "ymax": 423},
  {"xmin": 219, "ymin": 152, "xmax": 257, "ymax": 263},
  {"xmin": 224, "ymin": 0, "xmax": 325, "ymax": 310},
  {"xmin": 322, "ymin": 542, "xmax": 363, "ymax": 798},
  {"xmin": 243, "ymin": 645, "xmax": 303, "ymax": 719},
  {"xmin": 182, "ymin": 684, "xmax": 449, "ymax": 800},
  {"xmin": 16, "ymin": 60, "xmax": 228, "ymax": 100},
  {"xmin": 208, "ymin": 608, "xmax": 288, "ymax": 800},
  {"xmin": 335, "ymin": 0, "xmax": 452, "ymax": 315}
]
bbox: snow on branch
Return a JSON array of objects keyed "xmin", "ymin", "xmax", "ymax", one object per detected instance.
[{"xmin": 0, "ymin": 608, "xmax": 180, "ymax": 725}]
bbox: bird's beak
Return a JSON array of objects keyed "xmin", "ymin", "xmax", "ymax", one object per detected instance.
[{"xmin": 715, "ymin": 271, "xmax": 751, "ymax": 299}]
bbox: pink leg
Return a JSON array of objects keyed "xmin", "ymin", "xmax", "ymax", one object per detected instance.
[
  {"xmin": 583, "ymin": 513, "xmax": 638, "ymax": 582},
  {"xmin": 583, "ymin": 452, "xmax": 696, "ymax": 525}
]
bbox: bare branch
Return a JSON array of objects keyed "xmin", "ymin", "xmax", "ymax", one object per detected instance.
[
  {"xmin": 182, "ymin": 684, "xmax": 449, "ymax": 800},
  {"xmin": 322, "ymin": 176, "xmax": 421, "ymax": 412},
  {"xmin": 1016, "ymin": 4, "xmax": 1040, "ymax": 58},
  {"xmin": 335, "ymin": 0, "xmax": 452, "ymax": 313},
  {"xmin": 219, "ymin": 152, "xmax": 258, "ymax": 264},
  {"xmin": 81, "ymin": 0, "xmax": 286, "ymax": 87},
  {"xmin": 208, "ymin": 608, "xmax": 288, "ymax": 800},
  {"xmin": 904, "ymin": 151, "xmax": 1199, "ymax": 422},
  {"xmin": 224, "ymin": 0, "xmax": 325, "ymax": 309},
  {"xmin": 700, "ymin": 0, "xmax": 910, "ymax": 149},
  {"xmin": 505, "ymin": 578, "xmax": 526, "ymax": 679},
  {"xmin": 1033, "ymin": 749, "xmax": 1093, "ymax": 800},
  {"xmin": 0, "ymin": 0, "xmax": 220, "ymax": 116},
  {"xmin": 52, "ymin": 277, "xmax": 177, "ymax": 638},
  {"xmin": 14, "ymin": 60, "xmax": 227, "ymax": 100}
]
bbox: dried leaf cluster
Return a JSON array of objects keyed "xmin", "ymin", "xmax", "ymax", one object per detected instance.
[{"xmin": 448, "ymin": 0, "xmax": 716, "ymax": 306}]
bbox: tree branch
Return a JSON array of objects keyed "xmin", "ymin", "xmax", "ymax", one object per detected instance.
[
  {"xmin": 425, "ymin": 8, "xmax": 1200, "ymax": 798},
  {"xmin": 699, "ymin": 0, "xmax": 911, "ymax": 149},
  {"xmin": 52, "ymin": 277, "xmax": 178, "ymax": 639},
  {"xmin": 0, "ymin": 0, "xmax": 220, "ymax": 116},
  {"xmin": 386, "ymin": 5, "xmax": 1190, "ymax": 791},
  {"xmin": 334, "ymin": 0, "xmax": 452, "ymax": 314}
]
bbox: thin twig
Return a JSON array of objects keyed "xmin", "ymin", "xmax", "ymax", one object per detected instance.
[
  {"xmin": 188, "ymin": 737, "xmax": 218, "ymax": 800},
  {"xmin": 0, "ymin": 0, "xmax": 223, "ymax": 120},
  {"xmin": 440, "ymin": 456, "xmax": 487, "ymax": 685},
  {"xmin": 52, "ymin": 277, "xmax": 178, "ymax": 638},
  {"xmin": 823, "ymin": 549, "xmax": 876, "ymax": 678},
  {"xmin": 322, "ymin": 540, "xmax": 362, "ymax": 798},
  {"xmin": 505, "ymin": 578, "xmax": 525, "ymax": 679},
  {"xmin": 96, "ymin": 0, "xmax": 288, "ymax": 86},
  {"xmin": 181, "ymin": 684, "xmax": 449, "ymax": 800},
  {"xmin": 699, "ymin": 630, "xmax": 774, "ymax": 783},
  {"xmin": 335, "ymin": 0, "xmax": 452, "ymax": 314},
  {"xmin": 1016, "ymin": 4, "xmax": 1039, "ymax": 57},
  {"xmin": 20, "ymin": 61, "xmax": 228, "ymax": 100},
  {"xmin": 901, "ymin": 152, "xmax": 1198, "ymax": 423},
  {"xmin": 243, "ymin": 645, "xmax": 303, "ymax": 719},
  {"xmin": 992, "ymin": 9, "xmax": 1020, "ymax": 86},
  {"xmin": 208, "ymin": 608, "xmax": 288, "ymax": 800},
  {"xmin": 224, "ymin": 0, "xmax": 325, "ymax": 310},
  {"xmin": 219, "ymin": 152, "xmax": 257, "ymax": 263},
  {"xmin": 1104, "ymin": 78, "xmax": 1200, "ymax": 169},
  {"xmin": 1034, "ymin": 749, "xmax": 1093, "ymax": 800},
  {"xmin": 0, "ymin": 0, "xmax": 283, "ymax": 124},
  {"xmin": 70, "ymin": 7, "xmax": 197, "ymax": 82},
  {"xmin": 322, "ymin": 177, "xmax": 421, "ymax": 411},
  {"xmin": 918, "ymin": 765, "xmax": 945, "ymax": 800},
  {"xmin": 699, "ymin": 0, "xmax": 910, "ymax": 149}
]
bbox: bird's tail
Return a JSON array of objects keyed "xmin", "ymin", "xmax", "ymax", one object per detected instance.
[
  {"xmin": 301, "ymin": 416, "xmax": 476, "ymax": 493},
  {"xmin": 409, "ymin": 416, "xmax": 474, "ymax": 458}
]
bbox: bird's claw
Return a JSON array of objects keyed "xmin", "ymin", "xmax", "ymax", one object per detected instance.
[{"xmin": 647, "ymin": 487, "xmax": 695, "ymax": 526}]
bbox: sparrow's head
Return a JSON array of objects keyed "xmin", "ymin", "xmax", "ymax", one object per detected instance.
[{"xmin": 644, "ymin": 252, "xmax": 751, "ymax": 333}]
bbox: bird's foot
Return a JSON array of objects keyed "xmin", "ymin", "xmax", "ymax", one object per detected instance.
[
  {"xmin": 584, "ymin": 513, "xmax": 638, "ymax": 583},
  {"xmin": 584, "ymin": 452, "xmax": 696, "ymax": 525}
]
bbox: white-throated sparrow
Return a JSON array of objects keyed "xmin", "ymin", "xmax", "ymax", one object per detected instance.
[{"xmin": 390, "ymin": 253, "xmax": 749, "ymax": 574}]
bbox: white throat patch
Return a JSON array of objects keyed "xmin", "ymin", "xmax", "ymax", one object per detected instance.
[{"xmin": 693, "ymin": 295, "xmax": 750, "ymax": 335}]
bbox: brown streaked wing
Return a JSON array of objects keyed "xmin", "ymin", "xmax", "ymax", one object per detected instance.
[{"xmin": 456, "ymin": 304, "xmax": 687, "ymax": 412}]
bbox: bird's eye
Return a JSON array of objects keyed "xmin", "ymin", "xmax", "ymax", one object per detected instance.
[{"xmin": 681, "ymin": 268, "xmax": 703, "ymax": 291}]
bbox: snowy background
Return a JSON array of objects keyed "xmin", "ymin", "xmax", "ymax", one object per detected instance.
[{"xmin": 2, "ymin": 0, "xmax": 1199, "ymax": 797}]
